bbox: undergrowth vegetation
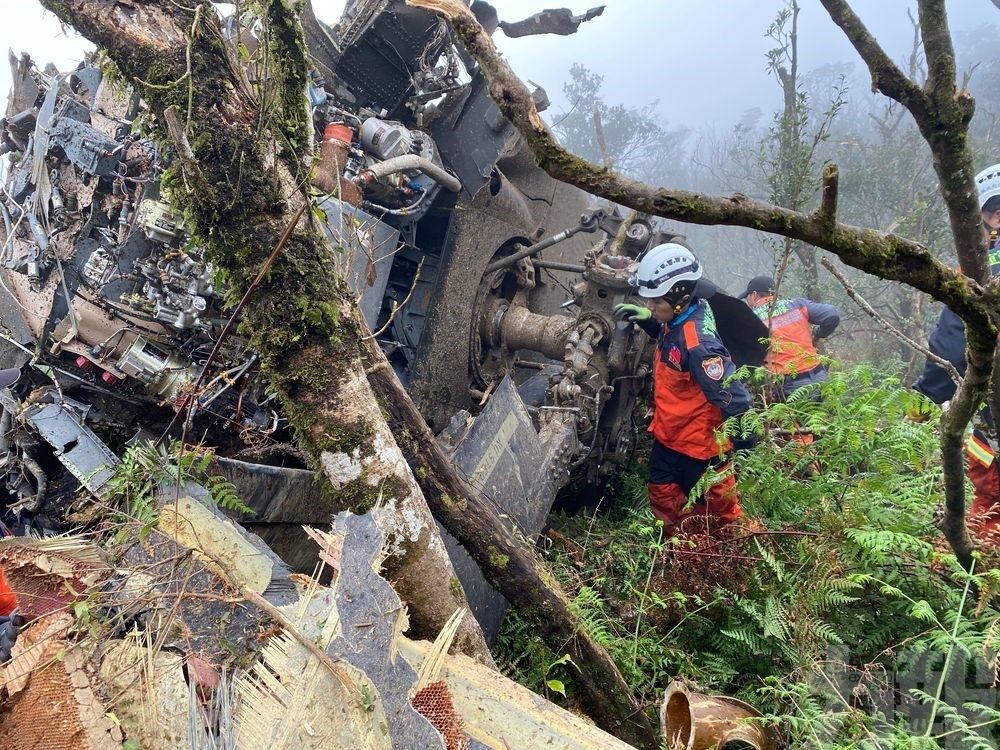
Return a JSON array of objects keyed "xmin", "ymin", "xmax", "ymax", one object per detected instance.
[
  {"xmin": 106, "ymin": 440, "xmax": 252, "ymax": 525},
  {"xmin": 495, "ymin": 364, "xmax": 1000, "ymax": 748}
]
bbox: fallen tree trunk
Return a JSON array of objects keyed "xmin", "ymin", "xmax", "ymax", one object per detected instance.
[
  {"xmin": 38, "ymin": 0, "xmax": 656, "ymax": 743},
  {"xmin": 39, "ymin": 0, "xmax": 491, "ymax": 662},
  {"xmin": 366, "ymin": 351, "xmax": 657, "ymax": 746}
]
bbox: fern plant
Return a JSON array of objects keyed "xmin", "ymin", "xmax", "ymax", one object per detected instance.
[
  {"xmin": 495, "ymin": 364, "xmax": 1000, "ymax": 747},
  {"xmin": 105, "ymin": 440, "xmax": 252, "ymax": 523}
]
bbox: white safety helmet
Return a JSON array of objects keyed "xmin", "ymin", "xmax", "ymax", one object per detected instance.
[
  {"xmin": 629, "ymin": 243, "xmax": 702, "ymax": 299},
  {"xmin": 976, "ymin": 163, "xmax": 1000, "ymax": 210}
]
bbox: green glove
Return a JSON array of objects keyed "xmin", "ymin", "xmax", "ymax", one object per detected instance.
[{"xmin": 613, "ymin": 303, "xmax": 651, "ymax": 323}]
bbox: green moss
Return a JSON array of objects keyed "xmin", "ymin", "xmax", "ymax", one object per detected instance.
[
  {"xmin": 333, "ymin": 473, "xmax": 411, "ymax": 516},
  {"xmin": 449, "ymin": 576, "xmax": 466, "ymax": 602},
  {"xmin": 487, "ymin": 546, "xmax": 510, "ymax": 570}
]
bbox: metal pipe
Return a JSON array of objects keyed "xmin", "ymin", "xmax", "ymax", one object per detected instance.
[
  {"xmin": 489, "ymin": 304, "xmax": 573, "ymax": 361},
  {"xmin": 484, "ymin": 228, "xmax": 582, "ymax": 275},
  {"xmin": 357, "ymin": 154, "xmax": 461, "ymax": 193},
  {"xmin": 533, "ymin": 260, "xmax": 587, "ymax": 273}
]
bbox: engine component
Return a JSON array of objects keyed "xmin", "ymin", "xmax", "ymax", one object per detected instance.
[
  {"xmin": 135, "ymin": 199, "xmax": 184, "ymax": 244},
  {"xmin": 356, "ymin": 117, "xmax": 455, "ymax": 219},
  {"xmin": 359, "ymin": 116, "xmax": 419, "ymax": 161},
  {"xmin": 80, "ymin": 246, "xmax": 115, "ymax": 288},
  {"xmin": 48, "ymin": 117, "xmax": 120, "ymax": 176},
  {"xmin": 112, "ymin": 337, "xmax": 194, "ymax": 401},
  {"xmin": 313, "ymin": 123, "xmax": 363, "ymax": 205}
]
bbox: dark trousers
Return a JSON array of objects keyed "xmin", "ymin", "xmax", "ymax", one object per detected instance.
[{"xmin": 646, "ymin": 439, "xmax": 741, "ymax": 530}]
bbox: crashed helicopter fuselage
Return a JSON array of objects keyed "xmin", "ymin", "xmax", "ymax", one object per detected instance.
[{"xmin": 0, "ymin": 1, "xmax": 765, "ymax": 639}]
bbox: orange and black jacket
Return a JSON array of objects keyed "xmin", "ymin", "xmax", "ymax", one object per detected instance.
[
  {"xmin": 638, "ymin": 299, "xmax": 751, "ymax": 460},
  {"xmin": 750, "ymin": 295, "xmax": 840, "ymax": 376}
]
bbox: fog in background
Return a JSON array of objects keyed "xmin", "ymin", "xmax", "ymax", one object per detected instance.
[
  {"xmin": 1, "ymin": 2, "xmax": 992, "ymax": 132},
  {"xmin": 1, "ymin": 1, "xmax": 998, "ymax": 367}
]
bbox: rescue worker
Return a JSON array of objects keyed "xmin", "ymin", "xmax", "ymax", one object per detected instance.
[
  {"xmin": 614, "ymin": 244, "xmax": 754, "ymax": 533},
  {"xmin": 913, "ymin": 163, "xmax": 1000, "ymax": 531},
  {"xmin": 739, "ymin": 276, "xmax": 840, "ymax": 399}
]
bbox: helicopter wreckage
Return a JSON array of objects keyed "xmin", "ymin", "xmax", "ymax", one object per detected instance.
[{"xmin": 0, "ymin": 0, "xmax": 765, "ymax": 640}]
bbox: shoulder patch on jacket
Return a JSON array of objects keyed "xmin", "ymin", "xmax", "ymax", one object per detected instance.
[
  {"xmin": 702, "ymin": 356, "xmax": 725, "ymax": 381},
  {"xmin": 682, "ymin": 320, "xmax": 699, "ymax": 350}
]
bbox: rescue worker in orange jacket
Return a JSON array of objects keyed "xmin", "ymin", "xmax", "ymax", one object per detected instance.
[
  {"xmin": 739, "ymin": 276, "xmax": 840, "ymax": 399},
  {"xmin": 614, "ymin": 244, "xmax": 754, "ymax": 533},
  {"xmin": 913, "ymin": 163, "xmax": 1000, "ymax": 531}
]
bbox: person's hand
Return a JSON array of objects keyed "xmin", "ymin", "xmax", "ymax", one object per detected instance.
[{"xmin": 613, "ymin": 303, "xmax": 651, "ymax": 323}]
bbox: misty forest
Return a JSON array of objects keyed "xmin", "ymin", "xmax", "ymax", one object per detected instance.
[{"xmin": 1, "ymin": 1, "xmax": 1000, "ymax": 748}]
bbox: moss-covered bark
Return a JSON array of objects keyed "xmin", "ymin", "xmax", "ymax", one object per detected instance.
[{"xmin": 41, "ymin": 0, "xmax": 492, "ymax": 661}]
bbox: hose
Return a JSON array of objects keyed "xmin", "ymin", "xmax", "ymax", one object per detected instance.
[
  {"xmin": 20, "ymin": 451, "xmax": 46, "ymax": 513},
  {"xmin": 357, "ymin": 154, "xmax": 461, "ymax": 193}
]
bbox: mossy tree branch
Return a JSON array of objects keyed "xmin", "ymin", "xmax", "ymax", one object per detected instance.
[
  {"xmin": 408, "ymin": 0, "xmax": 990, "ymax": 569},
  {"xmin": 40, "ymin": 0, "xmax": 493, "ymax": 661},
  {"xmin": 820, "ymin": 0, "xmax": 987, "ymax": 568}
]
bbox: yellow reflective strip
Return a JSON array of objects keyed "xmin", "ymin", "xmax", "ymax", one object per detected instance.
[{"xmin": 966, "ymin": 436, "xmax": 995, "ymax": 466}]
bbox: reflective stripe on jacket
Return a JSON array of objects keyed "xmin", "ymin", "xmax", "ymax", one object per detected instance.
[
  {"xmin": 751, "ymin": 295, "xmax": 839, "ymax": 376},
  {"xmin": 650, "ymin": 300, "xmax": 751, "ymax": 460},
  {"xmin": 967, "ymin": 432, "xmax": 996, "ymax": 468}
]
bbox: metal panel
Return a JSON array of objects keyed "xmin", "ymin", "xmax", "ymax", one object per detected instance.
[
  {"xmin": 440, "ymin": 375, "xmax": 548, "ymax": 641},
  {"xmin": 319, "ymin": 198, "xmax": 399, "ymax": 330},
  {"xmin": 22, "ymin": 399, "xmax": 119, "ymax": 497}
]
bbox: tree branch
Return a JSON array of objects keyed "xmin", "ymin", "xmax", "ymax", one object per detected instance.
[
  {"xmin": 820, "ymin": 257, "xmax": 962, "ymax": 386},
  {"xmin": 814, "ymin": 162, "xmax": 839, "ymax": 228},
  {"xmin": 917, "ymin": 0, "xmax": 957, "ymax": 101},
  {"xmin": 818, "ymin": 0, "xmax": 927, "ymax": 113}
]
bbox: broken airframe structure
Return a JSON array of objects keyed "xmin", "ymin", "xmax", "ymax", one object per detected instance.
[
  {"xmin": 0, "ymin": 1, "xmax": 776, "ymax": 746},
  {"xmin": 0, "ymin": 0, "xmax": 766, "ymax": 640}
]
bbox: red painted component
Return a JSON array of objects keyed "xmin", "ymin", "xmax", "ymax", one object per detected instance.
[
  {"xmin": 323, "ymin": 122, "xmax": 354, "ymax": 146},
  {"xmin": 74, "ymin": 355, "xmax": 93, "ymax": 371},
  {"xmin": 100, "ymin": 371, "xmax": 120, "ymax": 385}
]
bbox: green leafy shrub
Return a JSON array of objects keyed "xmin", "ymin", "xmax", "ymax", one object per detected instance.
[
  {"xmin": 106, "ymin": 440, "xmax": 252, "ymax": 524},
  {"xmin": 495, "ymin": 365, "xmax": 1000, "ymax": 747}
]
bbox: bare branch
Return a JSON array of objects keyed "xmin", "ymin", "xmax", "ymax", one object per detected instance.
[
  {"xmin": 592, "ymin": 108, "xmax": 612, "ymax": 169},
  {"xmin": 821, "ymin": 257, "xmax": 962, "ymax": 386},
  {"xmin": 815, "ymin": 162, "xmax": 839, "ymax": 228},
  {"xmin": 818, "ymin": 0, "xmax": 927, "ymax": 114},
  {"xmin": 163, "ymin": 105, "xmax": 205, "ymax": 190}
]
